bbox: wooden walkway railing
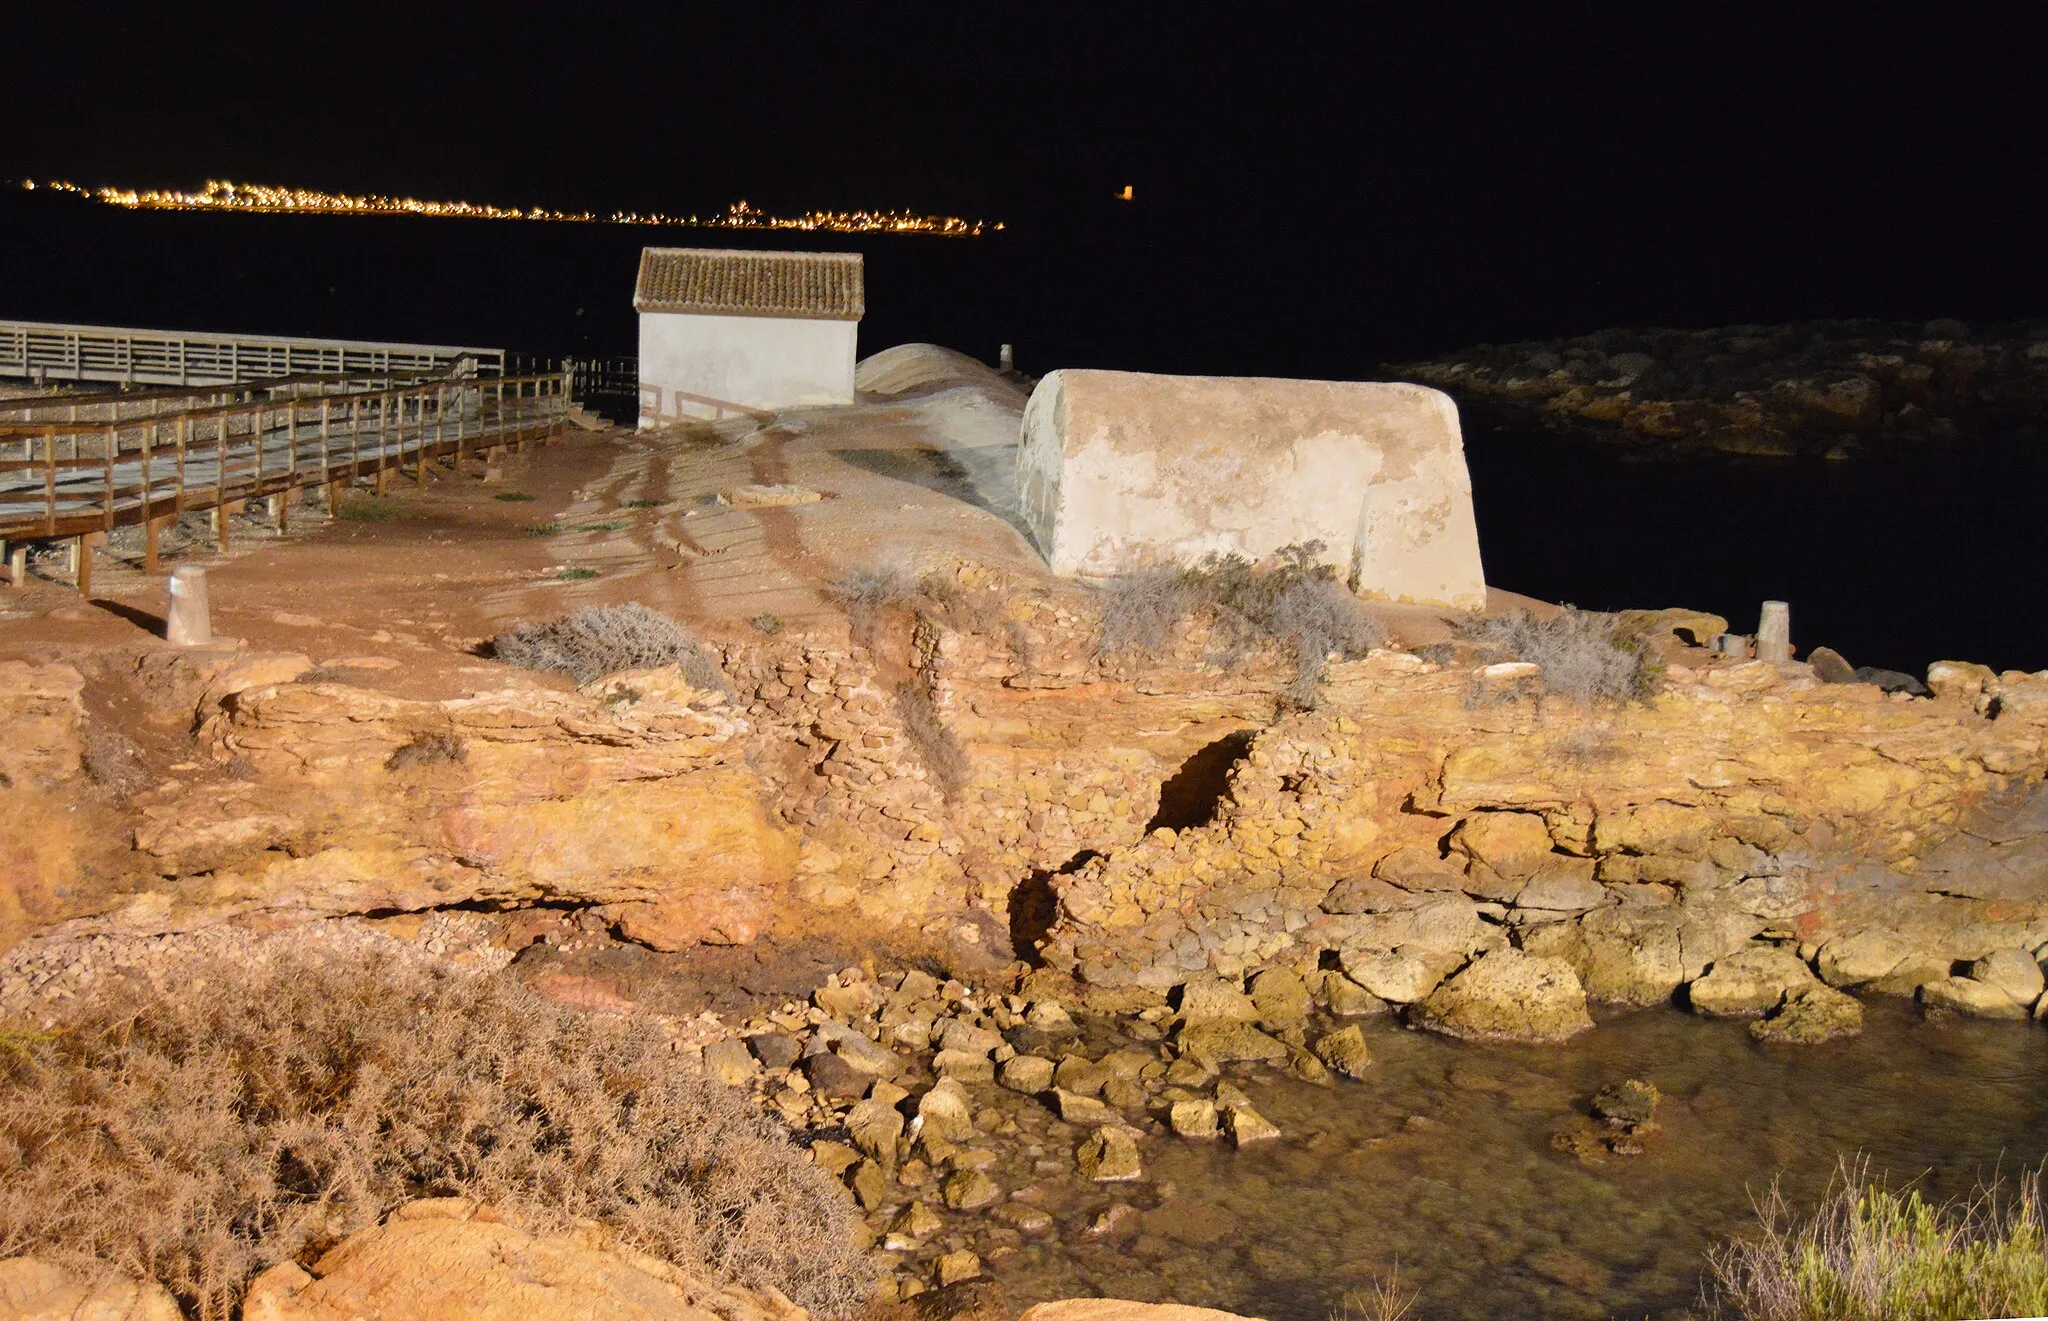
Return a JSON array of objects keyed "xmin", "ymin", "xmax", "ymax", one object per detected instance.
[
  {"xmin": 0, "ymin": 319, "xmax": 506, "ymax": 388},
  {"xmin": 0, "ymin": 370, "xmax": 572, "ymax": 590}
]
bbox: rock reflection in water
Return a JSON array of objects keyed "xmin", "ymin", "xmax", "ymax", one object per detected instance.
[{"xmin": 990, "ymin": 1000, "xmax": 2048, "ymax": 1321}]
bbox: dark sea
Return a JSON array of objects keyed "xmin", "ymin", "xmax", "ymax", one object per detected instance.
[{"xmin": 4, "ymin": 190, "xmax": 2043, "ymax": 675}]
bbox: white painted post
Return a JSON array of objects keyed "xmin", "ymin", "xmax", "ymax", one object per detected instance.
[
  {"xmin": 1757, "ymin": 601, "xmax": 1792, "ymax": 665},
  {"xmin": 999, "ymin": 344, "xmax": 1014, "ymax": 371},
  {"xmin": 166, "ymin": 565, "xmax": 213, "ymax": 646}
]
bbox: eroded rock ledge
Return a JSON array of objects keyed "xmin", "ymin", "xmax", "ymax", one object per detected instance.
[{"xmin": 4, "ymin": 587, "xmax": 2047, "ymax": 1033}]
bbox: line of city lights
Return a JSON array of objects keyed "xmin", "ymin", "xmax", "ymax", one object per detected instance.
[{"xmin": 20, "ymin": 178, "xmax": 1001, "ymax": 236}]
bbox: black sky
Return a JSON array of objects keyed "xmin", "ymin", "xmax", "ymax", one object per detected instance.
[{"xmin": 4, "ymin": 7, "xmax": 2045, "ymax": 345}]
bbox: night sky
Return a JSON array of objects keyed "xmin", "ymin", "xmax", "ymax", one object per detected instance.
[
  {"xmin": 6, "ymin": 9, "xmax": 2043, "ymax": 356},
  {"xmin": 3, "ymin": 9, "xmax": 2047, "ymax": 666}
]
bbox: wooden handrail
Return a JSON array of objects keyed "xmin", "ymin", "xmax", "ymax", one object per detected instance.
[{"xmin": 0, "ymin": 370, "xmax": 573, "ymax": 548}]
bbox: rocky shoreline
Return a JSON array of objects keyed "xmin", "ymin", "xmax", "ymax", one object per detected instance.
[
  {"xmin": 1390, "ymin": 318, "xmax": 2048, "ymax": 460},
  {"xmin": 7, "ymin": 390, "xmax": 2048, "ymax": 1317}
]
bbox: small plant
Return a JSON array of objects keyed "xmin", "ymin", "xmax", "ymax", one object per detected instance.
[
  {"xmin": 492, "ymin": 491, "xmax": 537, "ymax": 502},
  {"xmin": 384, "ymin": 731, "xmax": 466, "ymax": 771},
  {"xmin": 574, "ymin": 520, "xmax": 628, "ymax": 533},
  {"xmin": 1706, "ymin": 1160, "xmax": 2048, "ymax": 1321},
  {"xmin": 1095, "ymin": 542, "xmax": 1387, "ymax": 707},
  {"xmin": 79, "ymin": 725, "xmax": 148, "ymax": 797},
  {"xmin": 1456, "ymin": 607, "xmax": 1662, "ymax": 706},
  {"xmin": 621, "ymin": 499, "xmax": 663, "ymax": 509},
  {"xmin": 296, "ymin": 664, "xmax": 366, "ymax": 686},
  {"xmin": 895, "ymin": 679, "xmax": 973, "ymax": 798},
  {"xmin": 493, "ymin": 602, "xmax": 727, "ymax": 689},
  {"xmin": 1332, "ymin": 1263, "xmax": 1418, "ymax": 1321},
  {"xmin": 750, "ymin": 613, "xmax": 784, "ymax": 635},
  {"xmin": 556, "ymin": 567, "xmax": 600, "ymax": 581},
  {"xmin": 830, "ymin": 563, "xmax": 918, "ymax": 618},
  {"xmin": 829, "ymin": 563, "xmax": 924, "ymax": 646},
  {"xmin": 337, "ymin": 497, "xmax": 403, "ymax": 523},
  {"xmin": 0, "ymin": 954, "xmax": 874, "ymax": 1320},
  {"xmin": 829, "ymin": 562, "xmax": 1021, "ymax": 658},
  {"xmin": 525, "ymin": 522, "xmax": 565, "ymax": 537}
]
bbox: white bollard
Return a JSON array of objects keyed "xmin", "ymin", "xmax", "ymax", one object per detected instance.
[
  {"xmin": 1757, "ymin": 600, "xmax": 1791, "ymax": 665},
  {"xmin": 166, "ymin": 565, "xmax": 213, "ymax": 647}
]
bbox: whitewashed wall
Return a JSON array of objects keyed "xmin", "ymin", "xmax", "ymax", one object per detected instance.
[
  {"xmin": 1018, "ymin": 369, "xmax": 1487, "ymax": 608},
  {"xmin": 637, "ymin": 312, "xmax": 856, "ymax": 426}
]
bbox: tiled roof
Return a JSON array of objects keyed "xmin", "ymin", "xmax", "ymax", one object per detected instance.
[{"xmin": 633, "ymin": 248, "xmax": 865, "ymax": 320}]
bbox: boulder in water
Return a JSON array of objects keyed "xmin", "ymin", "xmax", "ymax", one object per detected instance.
[
  {"xmin": 1750, "ymin": 984, "xmax": 1864, "ymax": 1043},
  {"xmin": 1412, "ymin": 948, "xmax": 1595, "ymax": 1043}
]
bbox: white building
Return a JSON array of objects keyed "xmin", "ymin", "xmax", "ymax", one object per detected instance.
[{"xmin": 634, "ymin": 248, "xmax": 864, "ymax": 427}]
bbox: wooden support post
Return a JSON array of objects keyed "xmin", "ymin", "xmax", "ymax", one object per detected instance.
[
  {"xmin": 6, "ymin": 544, "xmax": 24, "ymax": 590},
  {"xmin": 212, "ymin": 504, "xmax": 231, "ymax": 553},
  {"xmin": 269, "ymin": 493, "xmax": 288, "ymax": 532},
  {"xmin": 144, "ymin": 515, "xmax": 165, "ymax": 575},
  {"xmin": 1757, "ymin": 600, "xmax": 1792, "ymax": 665},
  {"xmin": 73, "ymin": 534, "xmax": 92, "ymax": 595}
]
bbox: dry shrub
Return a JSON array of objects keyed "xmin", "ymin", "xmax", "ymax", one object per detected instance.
[
  {"xmin": 895, "ymin": 680, "xmax": 973, "ymax": 798},
  {"xmin": 493, "ymin": 602, "xmax": 727, "ymax": 689},
  {"xmin": 384, "ymin": 731, "xmax": 466, "ymax": 771},
  {"xmin": 1456, "ymin": 607, "xmax": 1662, "ymax": 706},
  {"xmin": 828, "ymin": 564, "xmax": 917, "ymax": 647},
  {"xmin": 1095, "ymin": 543, "xmax": 1387, "ymax": 708},
  {"xmin": 1706, "ymin": 1159, "xmax": 2048, "ymax": 1321},
  {"xmin": 1095, "ymin": 564, "xmax": 1197, "ymax": 661},
  {"xmin": 79, "ymin": 724, "xmax": 149, "ymax": 798},
  {"xmin": 830, "ymin": 564, "xmax": 1015, "ymax": 655},
  {"xmin": 0, "ymin": 954, "xmax": 874, "ymax": 1320},
  {"xmin": 1332, "ymin": 1263, "xmax": 1418, "ymax": 1321}
]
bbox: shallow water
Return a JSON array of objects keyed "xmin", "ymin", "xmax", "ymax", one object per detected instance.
[{"xmin": 989, "ymin": 1001, "xmax": 2048, "ymax": 1321}]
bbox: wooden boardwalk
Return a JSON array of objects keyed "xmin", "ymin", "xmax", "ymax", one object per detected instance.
[
  {"xmin": 0, "ymin": 372, "xmax": 571, "ymax": 589},
  {"xmin": 0, "ymin": 319, "xmax": 504, "ymax": 388}
]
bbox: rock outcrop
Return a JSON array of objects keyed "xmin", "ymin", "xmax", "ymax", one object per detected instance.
[
  {"xmin": 241, "ymin": 1199, "xmax": 808, "ymax": 1321},
  {"xmin": 6, "ymin": 560, "xmax": 2048, "ymax": 1031},
  {"xmin": 1411, "ymin": 948, "xmax": 1595, "ymax": 1043},
  {"xmin": 0, "ymin": 1257, "xmax": 181, "ymax": 1321},
  {"xmin": 1392, "ymin": 318, "xmax": 2048, "ymax": 460}
]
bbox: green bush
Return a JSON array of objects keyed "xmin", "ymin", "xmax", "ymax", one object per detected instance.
[
  {"xmin": 336, "ymin": 496, "xmax": 403, "ymax": 523},
  {"xmin": 1707, "ymin": 1161, "xmax": 2048, "ymax": 1321}
]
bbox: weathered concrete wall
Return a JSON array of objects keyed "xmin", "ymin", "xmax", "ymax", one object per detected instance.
[
  {"xmin": 637, "ymin": 312, "xmax": 857, "ymax": 425},
  {"xmin": 1018, "ymin": 369, "xmax": 1486, "ymax": 606}
]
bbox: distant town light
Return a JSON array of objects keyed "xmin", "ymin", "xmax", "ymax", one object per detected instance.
[
  {"xmin": 1117, "ymin": 185, "xmax": 1134, "ymax": 201},
  {"xmin": 19, "ymin": 178, "xmax": 999, "ymax": 237}
]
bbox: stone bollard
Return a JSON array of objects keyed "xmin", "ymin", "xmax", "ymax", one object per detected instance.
[
  {"xmin": 1712, "ymin": 632, "xmax": 1750, "ymax": 657},
  {"xmin": 1756, "ymin": 600, "xmax": 1792, "ymax": 664},
  {"xmin": 999, "ymin": 343, "xmax": 1015, "ymax": 371},
  {"xmin": 166, "ymin": 565, "xmax": 213, "ymax": 647}
]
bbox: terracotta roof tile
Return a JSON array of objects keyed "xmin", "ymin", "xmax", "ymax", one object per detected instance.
[{"xmin": 633, "ymin": 248, "xmax": 865, "ymax": 320}]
